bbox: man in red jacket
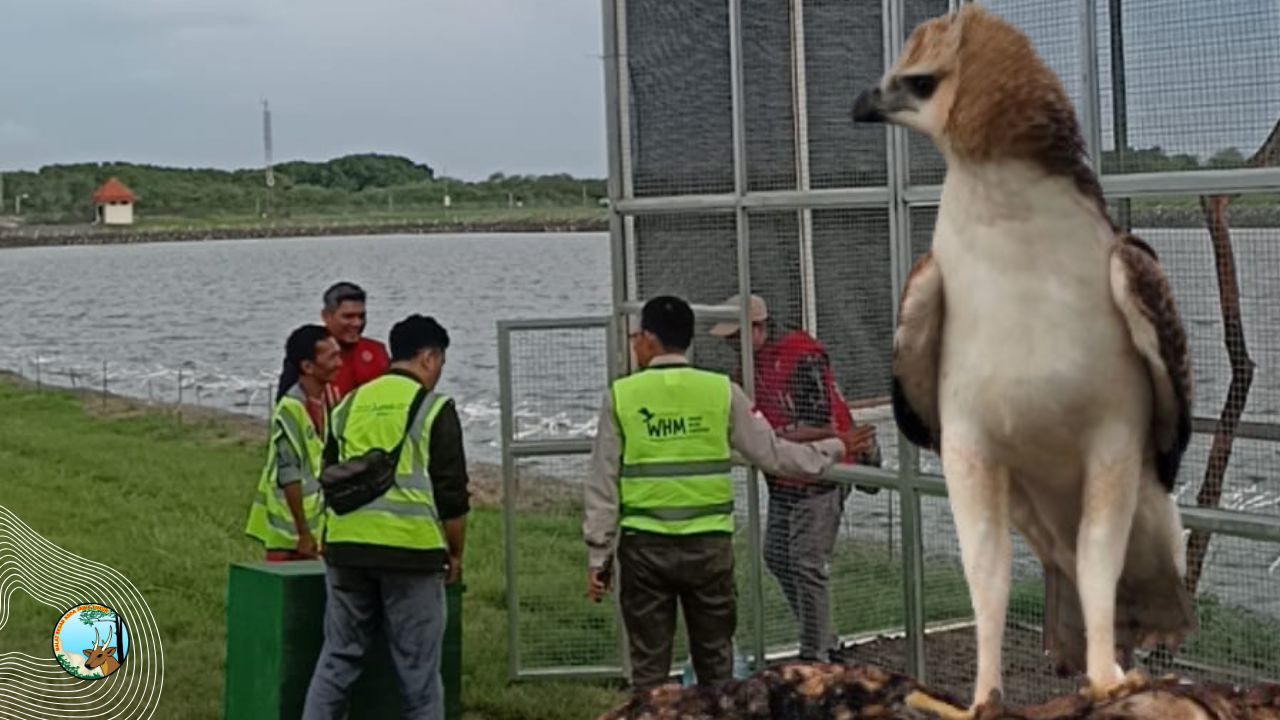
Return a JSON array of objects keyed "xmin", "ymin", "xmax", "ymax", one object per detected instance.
[
  {"xmin": 320, "ymin": 281, "xmax": 390, "ymax": 405},
  {"xmin": 711, "ymin": 293, "xmax": 880, "ymax": 664}
]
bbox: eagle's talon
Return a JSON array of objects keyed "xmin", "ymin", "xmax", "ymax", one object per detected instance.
[
  {"xmin": 972, "ymin": 689, "xmax": 1007, "ymax": 720},
  {"xmin": 904, "ymin": 690, "xmax": 975, "ymax": 720},
  {"xmin": 1084, "ymin": 668, "xmax": 1150, "ymax": 704}
]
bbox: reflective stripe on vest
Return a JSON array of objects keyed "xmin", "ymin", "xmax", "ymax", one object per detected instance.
[
  {"xmin": 322, "ymin": 374, "xmax": 449, "ymax": 551},
  {"xmin": 612, "ymin": 365, "xmax": 735, "ymax": 535},
  {"xmin": 620, "ymin": 460, "xmax": 734, "ymax": 478},
  {"xmin": 244, "ymin": 385, "xmax": 328, "ymax": 551}
]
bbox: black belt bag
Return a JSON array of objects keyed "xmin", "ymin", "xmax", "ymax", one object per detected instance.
[{"xmin": 319, "ymin": 387, "xmax": 428, "ymax": 516}]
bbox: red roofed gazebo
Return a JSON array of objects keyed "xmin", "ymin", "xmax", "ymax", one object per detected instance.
[{"xmin": 92, "ymin": 177, "xmax": 137, "ymax": 226}]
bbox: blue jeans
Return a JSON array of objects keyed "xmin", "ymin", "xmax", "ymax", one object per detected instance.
[{"xmin": 302, "ymin": 564, "xmax": 447, "ymax": 720}]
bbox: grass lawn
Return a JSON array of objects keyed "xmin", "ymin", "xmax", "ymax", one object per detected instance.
[{"xmin": 0, "ymin": 378, "xmax": 623, "ymax": 719}]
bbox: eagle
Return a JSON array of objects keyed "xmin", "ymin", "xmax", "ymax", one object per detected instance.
[{"xmin": 851, "ymin": 4, "xmax": 1197, "ymax": 712}]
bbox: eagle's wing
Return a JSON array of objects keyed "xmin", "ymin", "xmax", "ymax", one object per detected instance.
[
  {"xmin": 892, "ymin": 251, "xmax": 945, "ymax": 451},
  {"xmin": 1107, "ymin": 234, "xmax": 1193, "ymax": 491},
  {"xmin": 1033, "ymin": 236, "xmax": 1198, "ymax": 677}
]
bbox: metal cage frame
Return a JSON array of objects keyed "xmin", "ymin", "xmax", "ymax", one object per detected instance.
[{"xmin": 496, "ymin": 0, "xmax": 1280, "ymax": 689}]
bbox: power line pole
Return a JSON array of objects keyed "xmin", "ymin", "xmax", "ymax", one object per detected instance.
[{"xmin": 263, "ymin": 99, "xmax": 275, "ymax": 218}]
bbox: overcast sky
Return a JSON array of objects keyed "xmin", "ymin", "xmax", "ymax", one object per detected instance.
[
  {"xmin": 1, "ymin": 1, "xmax": 1275, "ymax": 181},
  {"xmin": 0, "ymin": 0, "xmax": 608, "ymax": 180}
]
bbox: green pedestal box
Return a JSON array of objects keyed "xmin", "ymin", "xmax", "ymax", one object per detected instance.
[{"xmin": 224, "ymin": 560, "xmax": 462, "ymax": 720}]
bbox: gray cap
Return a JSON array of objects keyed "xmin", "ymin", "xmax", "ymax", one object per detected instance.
[{"xmin": 708, "ymin": 294, "xmax": 768, "ymax": 337}]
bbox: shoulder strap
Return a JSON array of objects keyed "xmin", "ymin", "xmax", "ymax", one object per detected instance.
[
  {"xmin": 389, "ymin": 386, "xmax": 430, "ymax": 464},
  {"xmin": 321, "ymin": 384, "xmax": 427, "ymax": 467},
  {"xmin": 322, "ymin": 411, "xmax": 340, "ymax": 467},
  {"xmin": 322, "ymin": 386, "xmax": 360, "ymax": 468}
]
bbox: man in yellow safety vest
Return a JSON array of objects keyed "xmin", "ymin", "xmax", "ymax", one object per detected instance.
[
  {"xmin": 302, "ymin": 314, "xmax": 469, "ymax": 720},
  {"xmin": 583, "ymin": 295, "xmax": 875, "ymax": 692},
  {"xmin": 246, "ymin": 324, "xmax": 342, "ymax": 561}
]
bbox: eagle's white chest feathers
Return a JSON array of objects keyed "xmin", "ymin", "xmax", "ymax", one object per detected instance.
[{"xmin": 931, "ymin": 161, "xmax": 1151, "ymax": 470}]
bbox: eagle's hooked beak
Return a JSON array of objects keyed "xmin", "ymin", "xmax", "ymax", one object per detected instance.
[
  {"xmin": 851, "ymin": 87, "xmax": 887, "ymax": 123},
  {"xmin": 852, "ymin": 78, "xmax": 922, "ymax": 124}
]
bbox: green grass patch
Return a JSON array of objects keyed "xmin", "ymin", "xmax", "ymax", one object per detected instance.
[
  {"xmin": 0, "ymin": 379, "xmax": 623, "ymax": 719},
  {"xmin": 1180, "ymin": 594, "xmax": 1280, "ymax": 679}
]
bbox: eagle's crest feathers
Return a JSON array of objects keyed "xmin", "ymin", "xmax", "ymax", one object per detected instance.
[{"xmin": 889, "ymin": 5, "xmax": 1112, "ymax": 227}]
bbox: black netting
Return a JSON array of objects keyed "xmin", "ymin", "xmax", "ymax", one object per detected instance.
[
  {"xmin": 803, "ymin": 0, "xmax": 887, "ymax": 189},
  {"xmin": 743, "ymin": 0, "xmax": 798, "ymax": 192},
  {"xmin": 812, "ymin": 209, "xmax": 893, "ymax": 405},
  {"xmin": 626, "ymin": 0, "xmax": 735, "ymax": 197}
]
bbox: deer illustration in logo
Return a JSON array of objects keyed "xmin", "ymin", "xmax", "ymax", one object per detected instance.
[{"xmin": 83, "ymin": 626, "xmax": 121, "ymax": 678}]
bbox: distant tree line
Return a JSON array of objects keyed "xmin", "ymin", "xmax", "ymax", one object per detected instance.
[
  {"xmin": 1101, "ymin": 146, "xmax": 1251, "ymax": 174},
  {"xmin": 1, "ymin": 153, "xmax": 607, "ymax": 223},
  {"xmin": 0, "ymin": 146, "xmax": 1262, "ymax": 224}
]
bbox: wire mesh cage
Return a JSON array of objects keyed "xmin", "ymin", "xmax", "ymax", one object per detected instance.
[
  {"xmin": 803, "ymin": 0, "xmax": 889, "ymax": 189},
  {"xmin": 494, "ymin": 0, "xmax": 1280, "ymax": 700},
  {"xmin": 624, "ymin": 0, "xmax": 735, "ymax": 198},
  {"xmin": 506, "ymin": 325, "xmax": 611, "ymax": 444},
  {"xmin": 512, "ymin": 453, "xmax": 622, "ymax": 674},
  {"xmin": 1095, "ymin": 0, "xmax": 1280, "ymax": 176}
]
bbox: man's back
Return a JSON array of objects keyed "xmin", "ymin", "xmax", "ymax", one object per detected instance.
[
  {"xmin": 612, "ymin": 365, "xmax": 735, "ymax": 537},
  {"xmin": 334, "ymin": 372, "xmax": 418, "ymax": 457},
  {"xmin": 612, "ymin": 366, "xmax": 733, "ymax": 455}
]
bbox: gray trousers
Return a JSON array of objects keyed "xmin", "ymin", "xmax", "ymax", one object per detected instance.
[
  {"xmin": 302, "ymin": 564, "xmax": 447, "ymax": 720},
  {"xmin": 763, "ymin": 483, "xmax": 848, "ymax": 660}
]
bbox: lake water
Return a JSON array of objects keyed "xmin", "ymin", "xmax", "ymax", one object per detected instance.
[
  {"xmin": 0, "ymin": 233, "xmax": 613, "ymax": 465},
  {"xmin": 0, "ymin": 229, "xmax": 1274, "ymax": 480},
  {"xmin": 1, "ymin": 230, "xmax": 1277, "ymax": 619}
]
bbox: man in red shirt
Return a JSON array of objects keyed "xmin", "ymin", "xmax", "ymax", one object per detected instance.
[
  {"xmin": 711, "ymin": 293, "xmax": 881, "ymax": 664},
  {"xmin": 321, "ymin": 281, "xmax": 390, "ymax": 405}
]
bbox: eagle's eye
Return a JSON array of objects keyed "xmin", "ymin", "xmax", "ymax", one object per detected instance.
[{"xmin": 902, "ymin": 74, "xmax": 938, "ymax": 100}]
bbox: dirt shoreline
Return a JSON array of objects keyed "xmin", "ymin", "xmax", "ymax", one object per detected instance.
[{"xmin": 0, "ymin": 217, "xmax": 609, "ymax": 250}]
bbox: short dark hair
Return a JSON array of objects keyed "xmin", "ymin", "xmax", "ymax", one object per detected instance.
[
  {"xmin": 389, "ymin": 314, "xmax": 450, "ymax": 362},
  {"xmin": 641, "ymin": 295, "xmax": 694, "ymax": 351},
  {"xmin": 323, "ymin": 281, "xmax": 366, "ymax": 311}
]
